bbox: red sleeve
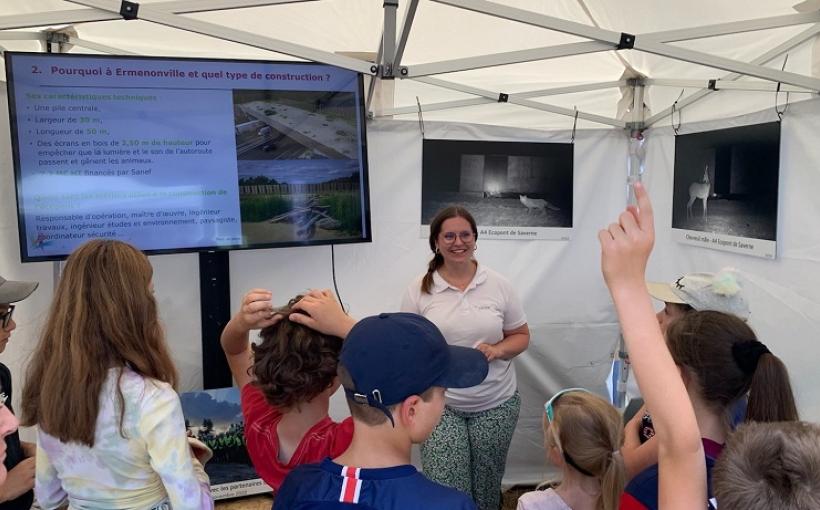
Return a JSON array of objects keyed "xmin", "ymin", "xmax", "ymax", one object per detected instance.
[
  {"xmin": 241, "ymin": 383, "xmax": 285, "ymax": 488},
  {"xmin": 619, "ymin": 492, "xmax": 648, "ymax": 510},
  {"xmin": 240, "ymin": 385, "xmax": 355, "ymax": 490},
  {"xmin": 329, "ymin": 417, "xmax": 355, "ymax": 458}
]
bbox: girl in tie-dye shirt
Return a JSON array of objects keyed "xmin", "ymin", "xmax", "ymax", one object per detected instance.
[{"xmin": 21, "ymin": 240, "xmax": 213, "ymax": 510}]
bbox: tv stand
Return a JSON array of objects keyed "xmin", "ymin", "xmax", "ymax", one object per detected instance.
[{"xmin": 199, "ymin": 251, "xmax": 233, "ymax": 389}]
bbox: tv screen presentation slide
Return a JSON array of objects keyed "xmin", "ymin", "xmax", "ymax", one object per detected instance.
[{"xmin": 6, "ymin": 52, "xmax": 371, "ymax": 262}]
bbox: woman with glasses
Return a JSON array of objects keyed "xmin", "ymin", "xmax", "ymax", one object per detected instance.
[
  {"xmin": 401, "ymin": 206, "xmax": 530, "ymax": 510},
  {"xmin": 518, "ymin": 389, "xmax": 625, "ymax": 510},
  {"xmin": 20, "ymin": 240, "xmax": 213, "ymax": 510},
  {"xmin": 0, "ymin": 275, "xmax": 38, "ymax": 510}
]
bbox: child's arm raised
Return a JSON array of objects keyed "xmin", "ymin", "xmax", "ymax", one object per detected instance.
[
  {"xmin": 220, "ymin": 289, "xmax": 279, "ymax": 388},
  {"xmin": 598, "ymin": 182, "xmax": 705, "ymax": 510}
]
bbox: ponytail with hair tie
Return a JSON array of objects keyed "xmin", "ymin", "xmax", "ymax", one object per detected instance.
[
  {"xmin": 741, "ymin": 340, "xmax": 799, "ymax": 423},
  {"xmin": 732, "ymin": 340, "xmax": 771, "ymax": 375},
  {"xmin": 666, "ymin": 311, "xmax": 798, "ymax": 425}
]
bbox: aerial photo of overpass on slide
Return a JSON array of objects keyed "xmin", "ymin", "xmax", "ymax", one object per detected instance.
[
  {"xmin": 238, "ymin": 101, "xmax": 357, "ymax": 160},
  {"xmin": 234, "ymin": 119, "xmax": 309, "ymax": 159}
]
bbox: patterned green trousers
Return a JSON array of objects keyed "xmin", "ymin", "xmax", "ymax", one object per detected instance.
[{"xmin": 420, "ymin": 391, "xmax": 521, "ymax": 510}]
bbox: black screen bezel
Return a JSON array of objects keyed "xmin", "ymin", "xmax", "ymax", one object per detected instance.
[{"xmin": 5, "ymin": 52, "xmax": 372, "ymax": 263}]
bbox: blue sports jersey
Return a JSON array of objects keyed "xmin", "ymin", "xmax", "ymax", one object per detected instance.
[
  {"xmin": 621, "ymin": 438, "xmax": 724, "ymax": 510},
  {"xmin": 273, "ymin": 457, "xmax": 477, "ymax": 510}
]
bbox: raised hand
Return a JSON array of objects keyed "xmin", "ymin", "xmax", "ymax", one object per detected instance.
[
  {"xmin": 598, "ymin": 182, "xmax": 706, "ymax": 509},
  {"xmin": 290, "ymin": 289, "xmax": 356, "ymax": 339},
  {"xmin": 598, "ymin": 181, "xmax": 655, "ymax": 293},
  {"xmin": 235, "ymin": 289, "xmax": 281, "ymax": 332},
  {"xmin": 220, "ymin": 289, "xmax": 280, "ymax": 381}
]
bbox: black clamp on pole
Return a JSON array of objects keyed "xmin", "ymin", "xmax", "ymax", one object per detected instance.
[
  {"xmin": 120, "ymin": 1, "xmax": 139, "ymax": 20},
  {"xmin": 707, "ymin": 79, "xmax": 718, "ymax": 91},
  {"xmin": 497, "ymin": 92, "xmax": 509, "ymax": 103},
  {"xmin": 617, "ymin": 33, "xmax": 635, "ymax": 50}
]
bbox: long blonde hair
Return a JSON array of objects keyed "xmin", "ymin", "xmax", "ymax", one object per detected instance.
[
  {"xmin": 21, "ymin": 240, "xmax": 178, "ymax": 446},
  {"xmin": 546, "ymin": 392, "xmax": 626, "ymax": 510}
]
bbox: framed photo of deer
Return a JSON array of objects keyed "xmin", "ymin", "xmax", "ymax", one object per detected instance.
[
  {"xmin": 671, "ymin": 122, "xmax": 780, "ymax": 259},
  {"xmin": 421, "ymin": 139, "xmax": 573, "ymax": 241}
]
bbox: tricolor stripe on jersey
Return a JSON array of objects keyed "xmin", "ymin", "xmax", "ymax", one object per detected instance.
[{"xmin": 339, "ymin": 465, "xmax": 362, "ymax": 503}]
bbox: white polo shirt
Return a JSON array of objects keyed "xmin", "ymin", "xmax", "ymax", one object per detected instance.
[{"xmin": 401, "ymin": 264, "xmax": 527, "ymax": 412}]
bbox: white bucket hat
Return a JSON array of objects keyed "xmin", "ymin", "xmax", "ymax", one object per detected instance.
[{"xmin": 647, "ymin": 268, "xmax": 750, "ymax": 320}]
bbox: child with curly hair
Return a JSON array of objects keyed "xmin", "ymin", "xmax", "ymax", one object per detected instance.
[{"xmin": 220, "ymin": 289, "xmax": 355, "ymax": 489}]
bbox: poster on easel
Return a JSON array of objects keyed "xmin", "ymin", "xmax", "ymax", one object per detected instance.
[
  {"xmin": 180, "ymin": 387, "xmax": 272, "ymax": 500},
  {"xmin": 671, "ymin": 122, "xmax": 780, "ymax": 259},
  {"xmin": 421, "ymin": 139, "xmax": 573, "ymax": 241}
]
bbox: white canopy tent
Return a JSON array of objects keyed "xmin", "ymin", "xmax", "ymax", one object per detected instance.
[
  {"xmin": 2, "ymin": 0, "xmax": 820, "ymax": 128},
  {"xmin": 2, "ymin": 0, "xmax": 820, "ymax": 486}
]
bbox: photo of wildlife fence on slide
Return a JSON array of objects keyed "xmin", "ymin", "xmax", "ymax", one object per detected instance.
[
  {"xmin": 232, "ymin": 89, "xmax": 366, "ymax": 245},
  {"xmin": 671, "ymin": 122, "xmax": 780, "ymax": 258},
  {"xmin": 421, "ymin": 139, "xmax": 573, "ymax": 240}
]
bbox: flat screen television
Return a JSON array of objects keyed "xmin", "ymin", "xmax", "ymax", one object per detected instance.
[{"xmin": 5, "ymin": 52, "xmax": 371, "ymax": 262}]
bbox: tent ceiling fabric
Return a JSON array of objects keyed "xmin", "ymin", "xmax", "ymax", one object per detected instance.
[{"xmin": 1, "ymin": 1, "xmax": 818, "ymax": 129}]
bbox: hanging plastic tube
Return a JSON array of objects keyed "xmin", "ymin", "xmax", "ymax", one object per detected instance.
[
  {"xmin": 611, "ymin": 127, "xmax": 647, "ymax": 410},
  {"xmin": 626, "ymin": 128, "xmax": 646, "ymax": 206}
]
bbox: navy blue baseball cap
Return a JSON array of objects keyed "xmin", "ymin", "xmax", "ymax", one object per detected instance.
[{"xmin": 339, "ymin": 312, "xmax": 488, "ymax": 424}]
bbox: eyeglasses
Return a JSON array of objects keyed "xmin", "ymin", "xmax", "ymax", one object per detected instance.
[
  {"xmin": 440, "ymin": 231, "xmax": 474, "ymax": 243},
  {"xmin": 0, "ymin": 305, "xmax": 14, "ymax": 330},
  {"xmin": 544, "ymin": 387, "xmax": 596, "ymax": 477}
]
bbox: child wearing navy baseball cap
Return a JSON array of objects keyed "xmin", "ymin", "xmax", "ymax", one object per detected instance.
[{"xmin": 273, "ymin": 312, "xmax": 489, "ymax": 510}]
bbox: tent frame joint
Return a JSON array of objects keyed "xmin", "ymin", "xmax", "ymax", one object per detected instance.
[
  {"xmin": 119, "ymin": 0, "xmax": 139, "ymax": 20},
  {"xmin": 380, "ymin": 64, "xmax": 396, "ymax": 79},
  {"xmin": 44, "ymin": 31, "xmax": 70, "ymax": 45},
  {"xmin": 497, "ymin": 92, "xmax": 509, "ymax": 103},
  {"xmin": 617, "ymin": 32, "xmax": 635, "ymax": 50}
]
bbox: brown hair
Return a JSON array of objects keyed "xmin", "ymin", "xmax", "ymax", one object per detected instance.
[
  {"xmin": 337, "ymin": 365, "xmax": 436, "ymax": 426},
  {"xmin": 421, "ymin": 206, "xmax": 478, "ymax": 294},
  {"xmin": 252, "ymin": 296, "xmax": 343, "ymax": 410},
  {"xmin": 668, "ymin": 302, "xmax": 694, "ymax": 315},
  {"xmin": 546, "ymin": 392, "xmax": 625, "ymax": 510},
  {"xmin": 666, "ymin": 310, "xmax": 798, "ymax": 423},
  {"xmin": 21, "ymin": 240, "xmax": 178, "ymax": 446},
  {"xmin": 714, "ymin": 421, "xmax": 820, "ymax": 510}
]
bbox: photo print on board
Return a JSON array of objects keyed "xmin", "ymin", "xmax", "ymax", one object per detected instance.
[
  {"xmin": 421, "ymin": 139, "xmax": 573, "ymax": 240},
  {"xmin": 180, "ymin": 387, "xmax": 271, "ymax": 499},
  {"xmin": 671, "ymin": 122, "xmax": 781, "ymax": 259}
]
